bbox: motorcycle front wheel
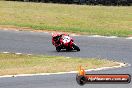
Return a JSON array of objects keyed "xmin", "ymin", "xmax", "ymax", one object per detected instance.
[{"xmin": 73, "ymin": 44, "xmax": 80, "ymax": 51}]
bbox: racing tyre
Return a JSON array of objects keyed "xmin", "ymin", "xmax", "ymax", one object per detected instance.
[
  {"xmin": 73, "ymin": 44, "xmax": 80, "ymax": 51},
  {"xmin": 56, "ymin": 46, "xmax": 61, "ymax": 52}
]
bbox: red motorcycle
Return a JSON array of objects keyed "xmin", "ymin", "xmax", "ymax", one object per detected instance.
[{"xmin": 52, "ymin": 33, "xmax": 80, "ymax": 52}]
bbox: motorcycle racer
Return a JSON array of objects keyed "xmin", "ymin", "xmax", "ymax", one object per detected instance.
[
  {"xmin": 52, "ymin": 32, "xmax": 80, "ymax": 52},
  {"xmin": 52, "ymin": 33, "xmax": 67, "ymax": 47}
]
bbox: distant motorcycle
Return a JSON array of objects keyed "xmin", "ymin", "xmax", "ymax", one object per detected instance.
[{"xmin": 52, "ymin": 33, "xmax": 80, "ymax": 52}]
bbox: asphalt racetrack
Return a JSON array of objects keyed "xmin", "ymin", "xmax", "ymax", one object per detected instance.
[{"xmin": 0, "ymin": 30, "xmax": 132, "ymax": 88}]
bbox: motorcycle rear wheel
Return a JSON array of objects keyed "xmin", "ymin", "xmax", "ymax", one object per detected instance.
[{"xmin": 56, "ymin": 46, "xmax": 61, "ymax": 52}]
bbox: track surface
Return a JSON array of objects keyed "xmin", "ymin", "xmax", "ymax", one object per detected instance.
[{"xmin": 0, "ymin": 30, "xmax": 132, "ymax": 88}]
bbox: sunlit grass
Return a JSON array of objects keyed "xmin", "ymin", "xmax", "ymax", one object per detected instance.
[
  {"xmin": 0, "ymin": 53, "xmax": 119, "ymax": 75},
  {"xmin": 0, "ymin": 1, "xmax": 132, "ymax": 36}
]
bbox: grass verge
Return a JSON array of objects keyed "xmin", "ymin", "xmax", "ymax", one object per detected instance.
[
  {"xmin": 0, "ymin": 1, "xmax": 132, "ymax": 36},
  {"xmin": 0, "ymin": 53, "xmax": 119, "ymax": 76}
]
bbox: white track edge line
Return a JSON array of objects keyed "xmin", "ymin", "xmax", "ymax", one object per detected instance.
[
  {"xmin": 2, "ymin": 52, "xmax": 10, "ymax": 54},
  {"xmin": 126, "ymin": 37, "xmax": 132, "ymax": 39},
  {"xmin": 1, "ymin": 29, "xmax": 132, "ymax": 39}
]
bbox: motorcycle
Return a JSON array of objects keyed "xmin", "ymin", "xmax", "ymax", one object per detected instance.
[{"xmin": 52, "ymin": 34, "xmax": 80, "ymax": 52}]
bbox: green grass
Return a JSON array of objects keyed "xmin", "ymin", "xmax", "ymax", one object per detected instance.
[
  {"xmin": 0, "ymin": 1, "xmax": 132, "ymax": 36},
  {"xmin": 0, "ymin": 53, "xmax": 119, "ymax": 75}
]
